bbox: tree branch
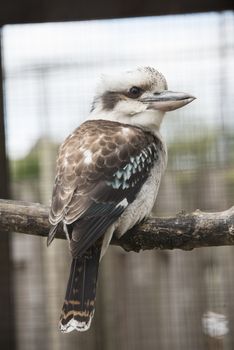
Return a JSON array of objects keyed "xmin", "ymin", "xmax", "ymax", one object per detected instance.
[{"xmin": 0, "ymin": 199, "xmax": 234, "ymax": 252}]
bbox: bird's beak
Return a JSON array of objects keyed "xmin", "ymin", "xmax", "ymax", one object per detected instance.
[{"xmin": 141, "ymin": 90, "xmax": 196, "ymax": 112}]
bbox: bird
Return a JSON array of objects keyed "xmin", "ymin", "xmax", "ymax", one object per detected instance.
[{"xmin": 48, "ymin": 66, "xmax": 195, "ymax": 333}]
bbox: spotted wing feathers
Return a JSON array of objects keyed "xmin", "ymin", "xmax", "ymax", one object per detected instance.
[{"xmin": 49, "ymin": 120, "xmax": 164, "ymax": 256}]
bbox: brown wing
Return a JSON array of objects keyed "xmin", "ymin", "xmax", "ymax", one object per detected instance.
[{"xmin": 48, "ymin": 119, "xmax": 164, "ymax": 256}]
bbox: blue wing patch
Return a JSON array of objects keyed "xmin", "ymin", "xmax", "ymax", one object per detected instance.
[{"xmin": 106, "ymin": 142, "xmax": 159, "ymax": 190}]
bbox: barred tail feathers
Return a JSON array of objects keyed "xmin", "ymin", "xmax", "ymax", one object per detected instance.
[{"xmin": 59, "ymin": 247, "xmax": 100, "ymax": 332}]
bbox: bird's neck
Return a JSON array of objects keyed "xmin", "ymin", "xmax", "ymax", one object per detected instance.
[{"xmin": 88, "ymin": 108, "xmax": 165, "ymax": 133}]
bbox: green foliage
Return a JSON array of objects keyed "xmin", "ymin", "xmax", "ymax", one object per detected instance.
[
  {"xmin": 11, "ymin": 150, "xmax": 40, "ymax": 181},
  {"xmin": 168, "ymin": 133, "xmax": 216, "ymax": 168},
  {"xmin": 168, "ymin": 131, "xmax": 234, "ymax": 170},
  {"xmin": 10, "ymin": 138, "xmax": 59, "ymax": 181}
]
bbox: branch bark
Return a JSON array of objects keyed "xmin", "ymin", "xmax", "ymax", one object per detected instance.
[{"xmin": 0, "ymin": 199, "xmax": 234, "ymax": 252}]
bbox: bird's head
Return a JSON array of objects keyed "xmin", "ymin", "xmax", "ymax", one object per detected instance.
[{"xmin": 89, "ymin": 67, "xmax": 195, "ymax": 130}]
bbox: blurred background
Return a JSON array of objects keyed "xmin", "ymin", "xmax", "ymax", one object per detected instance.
[{"xmin": 0, "ymin": 2, "xmax": 234, "ymax": 350}]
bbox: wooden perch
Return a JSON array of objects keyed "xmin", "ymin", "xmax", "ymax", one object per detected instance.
[{"xmin": 0, "ymin": 199, "xmax": 234, "ymax": 252}]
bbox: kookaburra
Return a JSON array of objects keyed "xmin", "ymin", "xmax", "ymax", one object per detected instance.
[{"xmin": 48, "ymin": 67, "xmax": 195, "ymax": 332}]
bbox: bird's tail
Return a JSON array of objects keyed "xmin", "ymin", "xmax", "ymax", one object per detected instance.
[{"xmin": 59, "ymin": 246, "xmax": 101, "ymax": 332}]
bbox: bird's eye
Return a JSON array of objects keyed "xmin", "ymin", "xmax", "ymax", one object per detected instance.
[{"xmin": 128, "ymin": 86, "xmax": 142, "ymax": 99}]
